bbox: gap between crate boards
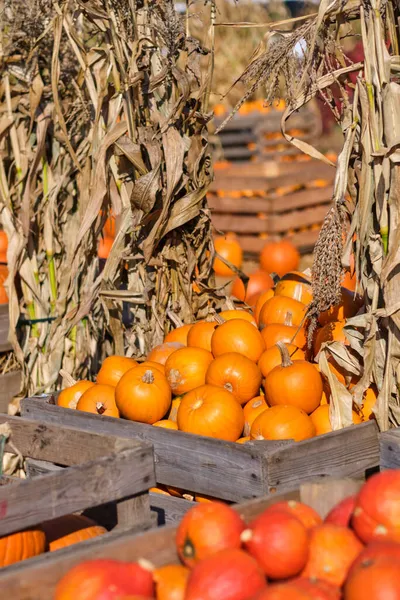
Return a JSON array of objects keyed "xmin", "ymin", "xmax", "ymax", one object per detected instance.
[{"xmin": 22, "ymin": 395, "xmax": 381, "ymax": 513}]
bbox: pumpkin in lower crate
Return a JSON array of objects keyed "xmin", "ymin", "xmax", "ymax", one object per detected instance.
[
  {"xmin": 260, "ymin": 240, "xmax": 300, "ymax": 278},
  {"xmin": 41, "ymin": 514, "xmax": 106, "ymax": 551},
  {"xmin": 211, "ymin": 319, "xmax": 265, "ymax": 363},
  {"xmin": 267, "ymin": 500, "xmax": 322, "ymax": 530},
  {"xmin": 165, "ymin": 347, "xmax": 213, "ymax": 396},
  {"xmin": 176, "ymin": 501, "xmax": 245, "ymax": 567},
  {"xmin": 344, "ymin": 555, "xmax": 400, "ymax": 600},
  {"xmin": 57, "ymin": 380, "xmax": 95, "ymax": 410},
  {"xmin": 177, "ymin": 384, "xmax": 244, "ymax": 442},
  {"xmin": 324, "ymin": 495, "xmax": 357, "ymax": 527},
  {"xmin": 290, "ymin": 578, "xmax": 341, "ymax": 599},
  {"xmin": 97, "ymin": 355, "xmax": 138, "ymax": 387},
  {"xmin": 154, "ymin": 564, "xmax": 189, "ymax": 600},
  {"xmin": 77, "ymin": 384, "xmax": 120, "ymax": 417},
  {"xmin": 250, "ymin": 405, "xmax": 315, "ymax": 442},
  {"xmin": 0, "ymin": 528, "xmax": 46, "ymax": 567},
  {"xmin": 302, "ymin": 523, "xmax": 363, "ymax": 587},
  {"xmin": 116, "ymin": 365, "xmax": 171, "ymax": 424},
  {"xmin": 205, "ymin": 353, "xmax": 262, "ymax": 405},
  {"xmin": 54, "ymin": 559, "xmax": 154, "ymax": 599},
  {"xmin": 242, "ymin": 509, "xmax": 309, "ymax": 579},
  {"xmin": 147, "ymin": 342, "xmax": 185, "ymax": 365},
  {"xmin": 185, "ymin": 548, "xmax": 266, "ymax": 600}
]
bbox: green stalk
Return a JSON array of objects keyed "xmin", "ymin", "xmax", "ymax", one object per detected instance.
[{"xmin": 381, "ymin": 226, "xmax": 389, "ymax": 255}]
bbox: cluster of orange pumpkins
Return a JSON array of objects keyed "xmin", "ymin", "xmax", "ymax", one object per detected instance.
[
  {"xmin": 54, "ymin": 470, "xmax": 400, "ymax": 600},
  {"xmin": 57, "ymin": 238, "xmax": 376, "ymax": 453}
]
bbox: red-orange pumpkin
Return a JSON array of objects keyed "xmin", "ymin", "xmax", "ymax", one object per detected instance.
[
  {"xmin": 154, "ymin": 564, "xmax": 190, "ymax": 600},
  {"xmin": 260, "ymin": 240, "xmax": 300, "ymax": 277},
  {"xmin": 213, "ymin": 234, "xmax": 243, "ymax": 277},
  {"xmin": 40, "ymin": 515, "xmax": 106, "ymax": 551},
  {"xmin": 231, "ymin": 270, "xmax": 274, "ymax": 304}
]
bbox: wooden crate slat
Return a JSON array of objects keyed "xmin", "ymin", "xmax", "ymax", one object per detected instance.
[
  {"xmin": 0, "ymin": 305, "xmax": 11, "ymax": 353},
  {"xmin": 233, "ymin": 230, "xmax": 321, "ymax": 254},
  {"xmin": 212, "ymin": 214, "xmax": 269, "ymax": 234},
  {"xmin": 268, "ymin": 204, "xmax": 331, "ymax": 234},
  {"xmin": 268, "ymin": 186, "xmax": 332, "ymax": 213},
  {"xmin": 0, "ymin": 446, "xmax": 155, "ymax": 537},
  {"xmin": 208, "ymin": 196, "xmax": 273, "ymax": 214},
  {"xmin": 380, "ymin": 430, "xmax": 400, "ymax": 469},
  {"xmin": 0, "ymin": 370, "xmax": 21, "ymax": 413},
  {"xmin": 0, "ymin": 479, "xmax": 362, "ymax": 599},
  {"xmin": 0, "ymin": 414, "xmax": 147, "ymax": 465}
]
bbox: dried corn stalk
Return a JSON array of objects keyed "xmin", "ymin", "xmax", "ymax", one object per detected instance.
[
  {"xmin": 0, "ymin": 0, "xmax": 225, "ymax": 394},
  {"xmin": 230, "ymin": 0, "xmax": 400, "ymax": 431}
]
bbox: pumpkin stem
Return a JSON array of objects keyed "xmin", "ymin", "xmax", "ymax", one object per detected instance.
[
  {"xmin": 214, "ymin": 313, "xmax": 225, "ymax": 325},
  {"xmin": 284, "ymin": 311, "xmax": 293, "ymax": 327},
  {"xmin": 293, "ymin": 284, "xmax": 303, "ymax": 303},
  {"xmin": 59, "ymin": 369, "xmax": 77, "ymax": 387},
  {"xmin": 240, "ymin": 529, "xmax": 253, "ymax": 542},
  {"xmin": 138, "ymin": 558, "xmax": 155, "ymax": 572},
  {"xmin": 224, "ymin": 382, "xmax": 233, "ymax": 393},
  {"xmin": 276, "ymin": 341, "xmax": 293, "ymax": 368},
  {"xmin": 96, "ymin": 402, "xmax": 106, "ymax": 415},
  {"xmin": 142, "ymin": 369, "xmax": 155, "ymax": 384}
]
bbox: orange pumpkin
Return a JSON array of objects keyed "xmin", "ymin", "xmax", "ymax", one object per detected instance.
[
  {"xmin": 211, "ymin": 319, "xmax": 265, "ymax": 363},
  {"xmin": 0, "ymin": 264, "xmax": 8, "ymax": 304},
  {"xmin": 167, "ymin": 397, "xmax": 183, "ymax": 422},
  {"xmin": 148, "ymin": 342, "xmax": 185, "ymax": 365},
  {"xmin": 258, "ymin": 344, "xmax": 305, "ymax": 378},
  {"xmin": 274, "ymin": 271, "xmax": 313, "ymax": 305},
  {"xmin": 77, "ymin": 384, "xmax": 119, "ymax": 417},
  {"xmin": 103, "ymin": 214, "xmax": 116, "ymax": 238},
  {"xmin": 177, "ymin": 384, "xmax": 245, "ymax": 442},
  {"xmin": 187, "ymin": 321, "xmax": 217, "ymax": 353},
  {"xmin": 57, "ymin": 380, "xmax": 95, "ymax": 410},
  {"xmin": 318, "ymin": 287, "xmax": 362, "ymax": 326},
  {"xmin": 115, "ymin": 365, "xmax": 171, "ymax": 423},
  {"xmin": 98, "ymin": 236, "xmax": 113, "ymax": 259},
  {"xmin": 205, "ymin": 353, "xmax": 262, "ymax": 405},
  {"xmin": 0, "ymin": 529, "xmax": 46, "ymax": 567},
  {"xmin": 219, "ymin": 309, "xmax": 257, "ymax": 325},
  {"xmin": 153, "ymin": 419, "xmax": 178, "ymax": 430},
  {"xmin": 0, "ymin": 231, "xmax": 8, "ymax": 256},
  {"xmin": 154, "ymin": 564, "xmax": 190, "ymax": 600},
  {"xmin": 261, "ymin": 315, "xmax": 307, "ymax": 351},
  {"xmin": 264, "ymin": 342, "xmax": 323, "ymax": 414},
  {"xmin": 150, "ymin": 486, "xmax": 171, "ymax": 496},
  {"xmin": 313, "ymin": 320, "xmax": 348, "ymax": 356},
  {"xmin": 260, "ymin": 240, "xmax": 300, "ymax": 277},
  {"xmin": 141, "ymin": 360, "xmax": 165, "ymax": 374},
  {"xmin": 243, "ymin": 396, "xmax": 268, "ymax": 436},
  {"xmin": 213, "ymin": 234, "xmax": 243, "ymax": 277},
  {"xmin": 258, "ymin": 296, "xmax": 307, "ymax": 330},
  {"xmin": 360, "ymin": 387, "xmax": 378, "ymax": 420},
  {"xmin": 236, "ymin": 436, "xmax": 250, "ymax": 444},
  {"xmin": 41, "ymin": 515, "xmax": 106, "ymax": 551},
  {"xmin": 310, "ymin": 405, "xmax": 362, "ymax": 436},
  {"xmin": 250, "ymin": 405, "xmax": 316, "ymax": 442},
  {"xmin": 165, "ymin": 324, "xmax": 193, "ymax": 345},
  {"xmin": 231, "ymin": 270, "xmax": 274, "ymax": 304},
  {"xmin": 165, "ymin": 347, "xmax": 213, "ymax": 395},
  {"xmin": 254, "ymin": 289, "xmax": 275, "ymax": 324},
  {"xmin": 97, "ymin": 355, "xmax": 138, "ymax": 387}
]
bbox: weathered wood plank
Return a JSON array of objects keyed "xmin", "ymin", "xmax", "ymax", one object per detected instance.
[
  {"xmin": 0, "ymin": 445, "xmax": 155, "ymax": 537},
  {"xmin": 380, "ymin": 429, "xmax": 400, "ymax": 469},
  {"xmin": 21, "ymin": 397, "xmax": 274, "ymax": 502},
  {"xmin": 0, "ymin": 305, "xmax": 11, "ymax": 353},
  {"xmin": 0, "ymin": 414, "xmax": 148, "ymax": 464},
  {"xmin": 0, "ymin": 479, "xmax": 359, "ymax": 599},
  {"xmin": 231, "ymin": 230, "xmax": 320, "ymax": 254},
  {"xmin": 0, "ymin": 370, "xmax": 21, "ymax": 413}
]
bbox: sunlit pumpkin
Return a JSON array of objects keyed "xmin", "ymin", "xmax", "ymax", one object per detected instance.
[
  {"xmin": 243, "ymin": 396, "xmax": 268, "ymax": 436},
  {"xmin": 0, "ymin": 231, "xmax": 8, "ymax": 257},
  {"xmin": 318, "ymin": 287, "xmax": 362, "ymax": 326},
  {"xmin": 258, "ymin": 343, "xmax": 305, "ymax": 378},
  {"xmin": 40, "ymin": 515, "xmax": 106, "ymax": 551},
  {"xmin": 264, "ymin": 342, "xmax": 323, "ymax": 414},
  {"xmin": 115, "ymin": 365, "xmax": 171, "ymax": 423},
  {"xmin": 147, "ymin": 342, "xmax": 185, "ymax": 365},
  {"xmin": 260, "ymin": 239, "xmax": 300, "ymax": 277},
  {"xmin": 310, "ymin": 404, "xmax": 362, "ymax": 436},
  {"xmin": 211, "ymin": 319, "xmax": 265, "ymax": 363},
  {"xmin": 154, "ymin": 564, "xmax": 190, "ymax": 600},
  {"xmin": 0, "ymin": 528, "xmax": 46, "ymax": 567},
  {"xmin": 177, "ymin": 384, "xmax": 245, "ymax": 442},
  {"xmin": 313, "ymin": 320, "xmax": 348, "ymax": 356},
  {"xmin": 77, "ymin": 384, "xmax": 120, "ymax": 417},
  {"xmin": 258, "ymin": 295, "xmax": 307, "ymax": 330},
  {"xmin": 57, "ymin": 380, "xmax": 95, "ymax": 410},
  {"xmin": 261, "ymin": 314, "xmax": 308, "ymax": 350},
  {"xmin": 231, "ymin": 270, "xmax": 274, "ymax": 304},
  {"xmin": 165, "ymin": 324, "xmax": 193, "ymax": 346},
  {"xmin": 250, "ymin": 404, "xmax": 316, "ymax": 442},
  {"xmin": 97, "ymin": 355, "xmax": 138, "ymax": 387},
  {"xmin": 213, "ymin": 234, "xmax": 243, "ymax": 277},
  {"xmin": 205, "ymin": 353, "xmax": 262, "ymax": 405},
  {"xmin": 274, "ymin": 271, "xmax": 313, "ymax": 305},
  {"xmin": 254, "ymin": 289, "xmax": 275, "ymax": 324},
  {"xmin": 219, "ymin": 309, "xmax": 257, "ymax": 325},
  {"xmin": 165, "ymin": 347, "xmax": 213, "ymax": 395},
  {"xmin": 187, "ymin": 321, "xmax": 217, "ymax": 353},
  {"xmin": 153, "ymin": 419, "xmax": 178, "ymax": 430}
]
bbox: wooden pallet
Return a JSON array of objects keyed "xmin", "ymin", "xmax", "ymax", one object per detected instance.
[
  {"xmin": 0, "ymin": 477, "xmax": 363, "ymax": 599},
  {"xmin": 22, "ymin": 396, "xmax": 380, "ymax": 504},
  {"xmin": 209, "ymin": 160, "xmax": 334, "ymax": 254},
  {"xmin": 0, "ymin": 414, "xmax": 156, "ymax": 569}
]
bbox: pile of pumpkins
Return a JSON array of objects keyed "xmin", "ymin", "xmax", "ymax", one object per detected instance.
[
  {"xmin": 58, "ymin": 239, "xmax": 376, "ymax": 453},
  {"xmin": 54, "ymin": 470, "xmax": 400, "ymax": 599}
]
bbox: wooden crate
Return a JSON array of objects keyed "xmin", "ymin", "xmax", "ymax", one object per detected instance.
[
  {"xmin": 0, "ymin": 370, "xmax": 21, "ymax": 413},
  {"xmin": 379, "ymin": 428, "xmax": 400, "ymax": 469},
  {"xmin": 0, "ymin": 305, "xmax": 10, "ymax": 353},
  {"xmin": 22, "ymin": 396, "xmax": 380, "ymax": 505},
  {"xmin": 0, "ymin": 477, "xmax": 363, "ymax": 599},
  {"xmin": 0, "ymin": 414, "xmax": 156, "ymax": 568},
  {"xmin": 209, "ymin": 159, "xmax": 334, "ymax": 255}
]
